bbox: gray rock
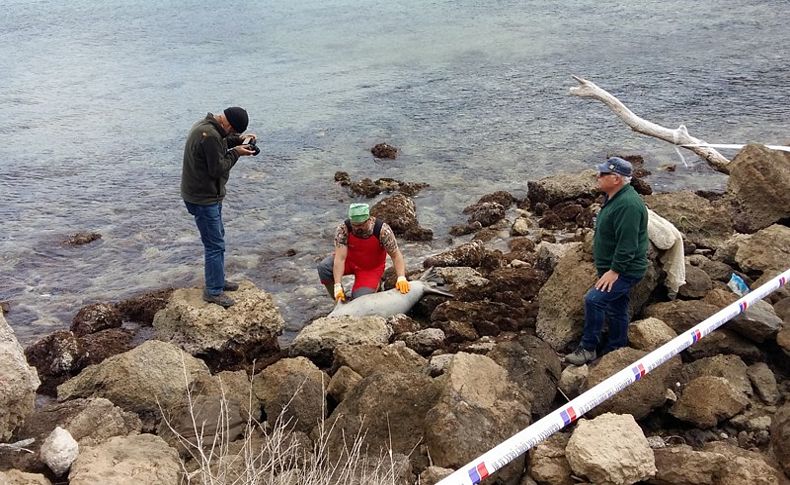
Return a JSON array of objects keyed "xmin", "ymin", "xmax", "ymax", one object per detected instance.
[
  {"xmin": 332, "ymin": 342, "xmax": 427, "ymax": 377},
  {"xmin": 290, "ymin": 315, "xmax": 392, "ymax": 367},
  {"xmin": 68, "ymin": 434, "xmax": 180, "ymax": 485},
  {"xmin": 559, "ymin": 364, "xmax": 588, "ymax": 399},
  {"xmin": 746, "ymin": 362, "xmax": 779, "ymax": 405},
  {"xmin": 40, "ymin": 426, "xmax": 78, "ymax": 476},
  {"xmin": 0, "ymin": 312, "xmax": 40, "ymax": 441},
  {"xmin": 678, "ymin": 264, "xmax": 713, "ymax": 299},
  {"xmin": 253, "ymin": 357, "xmax": 328, "ymax": 433},
  {"xmin": 727, "ymin": 144, "xmax": 790, "ymax": 233},
  {"xmin": 399, "ymin": 328, "xmax": 445, "ymax": 356},
  {"xmin": 728, "ymin": 299, "xmax": 783, "ymax": 343},
  {"xmin": 326, "ymin": 366, "xmax": 362, "ymax": 404},
  {"xmin": 527, "ymin": 170, "xmax": 599, "ymax": 207},
  {"xmin": 644, "ymin": 191, "xmax": 733, "ymax": 249},
  {"xmin": 680, "ymin": 354, "xmax": 752, "ymax": 397},
  {"xmin": 527, "ymin": 432, "xmax": 574, "ymax": 485},
  {"xmin": 628, "ymin": 317, "xmax": 677, "ymax": 352},
  {"xmin": 734, "ymin": 224, "xmax": 790, "ymax": 273}
]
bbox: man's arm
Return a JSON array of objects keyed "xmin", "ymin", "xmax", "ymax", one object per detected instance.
[
  {"xmin": 202, "ymin": 136, "xmax": 239, "ymax": 179},
  {"xmin": 389, "ymin": 248, "xmax": 407, "ymax": 278},
  {"xmin": 332, "ymin": 244, "xmax": 348, "ymax": 285}
]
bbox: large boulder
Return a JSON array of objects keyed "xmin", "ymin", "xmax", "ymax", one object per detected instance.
[
  {"xmin": 536, "ymin": 245, "xmax": 597, "ymax": 350},
  {"xmin": 565, "ymin": 413, "xmax": 656, "ymax": 485},
  {"xmin": 290, "ymin": 315, "xmax": 392, "ymax": 368},
  {"xmin": 371, "ymin": 193, "xmax": 433, "ymax": 241},
  {"xmin": 726, "ymin": 144, "xmax": 790, "ymax": 233},
  {"xmin": 704, "ymin": 288, "xmax": 783, "ymax": 343},
  {"xmin": 733, "ymin": 224, "xmax": 790, "ymax": 274},
  {"xmin": 332, "ymin": 342, "xmax": 427, "ymax": 377},
  {"xmin": 319, "ymin": 371, "xmax": 439, "ymax": 469},
  {"xmin": 0, "ymin": 312, "xmax": 40, "ymax": 441},
  {"xmin": 643, "ymin": 300, "xmax": 720, "ymax": 333},
  {"xmin": 252, "ymin": 357, "xmax": 328, "ymax": 434},
  {"xmin": 153, "ymin": 281, "xmax": 284, "ymax": 370},
  {"xmin": 584, "ymin": 348, "xmax": 680, "ymax": 420},
  {"xmin": 487, "ymin": 335, "xmax": 561, "ymax": 416},
  {"xmin": 57, "ymin": 340, "xmax": 210, "ymax": 423},
  {"xmin": 527, "ymin": 170, "xmax": 599, "ymax": 207},
  {"xmin": 670, "ymin": 376, "xmax": 749, "ymax": 428},
  {"xmin": 644, "ymin": 191, "xmax": 733, "ymax": 249},
  {"xmin": 68, "ymin": 434, "xmax": 180, "ymax": 485},
  {"xmin": 679, "ymin": 354, "xmax": 752, "ymax": 397},
  {"xmin": 424, "ymin": 353, "xmax": 532, "ymax": 483}
]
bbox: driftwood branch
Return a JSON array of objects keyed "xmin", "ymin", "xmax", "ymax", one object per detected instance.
[
  {"xmin": 569, "ymin": 75, "xmax": 731, "ymax": 174},
  {"xmin": 0, "ymin": 438, "xmax": 35, "ymax": 454}
]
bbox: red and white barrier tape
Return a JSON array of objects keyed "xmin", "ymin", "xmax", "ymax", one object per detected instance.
[{"xmin": 437, "ymin": 268, "xmax": 790, "ymax": 485}]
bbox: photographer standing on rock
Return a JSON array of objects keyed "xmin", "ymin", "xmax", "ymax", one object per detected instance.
[
  {"xmin": 565, "ymin": 157, "xmax": 648, "ymax": 365},
  {"xmin": 181, "ymin": 107, "xmax": 257, "ymax": 308}
]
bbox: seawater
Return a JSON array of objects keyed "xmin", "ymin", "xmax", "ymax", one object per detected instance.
[{"xmin": 1, "ymin": 0, "xmax": 789, "ymax": 343}]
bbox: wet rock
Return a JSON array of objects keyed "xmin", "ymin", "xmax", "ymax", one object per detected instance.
[
  {"xmin": 680, "ymin": 355, "xmax": 752, "ymax": 397},
  {"xmin": 527, "ymin": 432, "xmax": 574, "ymax": 485},
  {"xmin": 431, "ymin": 300, "xmax": 527, "ymax": 336},
  {"xmin": 399, "ymin": 328, "xmax": 445, "ymax": 356},
  {"xmin": 670, "ymin": 376, "xmax": 749, "ymax": 428},
  {"xmin": 290, "ymin": 316, "xmax": 391, "ymax": 368},
  {"xmin": 465, "ymin": 201, "xmax": 506, "ymax": 227},
  {"xmin": 538, "ymin": 211, "xmax": 564, "ymax": 229},
  {"xmin": 536, "ymin": 245, "xmax": 597, "ymax": 350},
  {"xmin": 153, "ymin": 280, "xmax": 284, "ymax": 371},
  {"xmin": 643, "ymin": 300, "xmax": 721, "ymax": 333},
  {"xmin": 435, "ymin": 319, "xmax": 479, "ymax": 343},
  {"xmin": 678, "ymin": 264, "xmax": 713, "ymax": 299},
  {"xmin": 430, "ymin": 266, "xmax": 490, "ymax": 301},
  {"xmin": 424, "ymin": 353, "xmax": 531, "ymax": 483},
  {"xmin": 644, "ymin": 191, "xmax": 733, "ymax": 249},
  {"xmin": 24, "ymin": 330, "xmax": 82, "ymax": 396},
  {"xmin": 422, "ymin": 240, "xmax": 501, "ymax": 270},
  {"xmin": 449, "ymin": 220, "xmax": 482, "ymax": 236},
  {"xmin": 332, "ymin": 342, "xmax": 427, "ymax": 378},
  {"xmin": 252, "ymin": 357, "xmax": 328, "ymax": 433},
  {"xmin": 65, "ymin": 232, "xmax": 101, "ymax": 246},
  {"xmin": 115, "ymin": 288, "xmax": 173, "ymax": 326},
  {"xmin": 388, "ymin": 314, "xmax": 421, "ymax": 335},
  {"xmin": 327, "ymin": 366, "xmax": 362, "ymax": 404},
  {"xmin": 68, "ymin": 434, "xmax": 180, "ymax": 485},
  {"xmin": 1, "ymin": 300, "xmax": 9, "ymax": 314},
  {"xmin": 371, "ymin": 142, "xmax": 398, "ymax": 159},
  {"xmin": 772, "ymin": 401, "xmax": 790, "ymax": 476},
  {"xmin": 585, "ymin": 348, "xmax": 680, "ymax": 420},
  {"xmin": 485, "ymin": 266, "xmax": 547, "ymax": 303},
  {"xmin": 734, "ymin": 224, "xmax": 790, "ymax": 274},
  {"xmin": 651, "ymin": 444, "xmax": 727, "ymax": 485},
  {"xmin": 627, "ymin": 317, "xmax": 677, "ymax": 352},
  {"xmin": 527, "ymin": 170, "xmax": 599, "ymax": 207},
  {"xmin": 727, "ymin": 144, "xmax": 790, "ymax": 233},
  {"xmin": 371, "ymin": 193, "xmax": 432, "ymax": 241},
  {"xmin": 465, "ymin": 191, "xmax": 515, "ymax": 210},
  {"xmin": 510, "ymin": 217, "xmax": 533, "ymax": 236},
  {"xmin": 488, "ymin": 335, "xmax": 561, "ymax": 415},
  {"xmin": 630, "ymin": 176, "xmax": 653, "ymax": 195},
  {"xmin": 747, "ymin": 362, "xmax": 779, "ymax": 405},
  {"xmin": 57, "ymin": 340, "xmax": 210, "ymax": 423},
  {"xmin": 1, "ymin": 312, "xmax": 40, "ymax": 441},
  {"xmin": 70, "ymin": 303, "xmax": 122, "ymax": 336},
  {"xmin": 76, "ymin": 328, "xmax": 134, "ymax": 369},
  {"xmin": 565, "ymin": 413, "xmax": 656, "ymax": 485}
]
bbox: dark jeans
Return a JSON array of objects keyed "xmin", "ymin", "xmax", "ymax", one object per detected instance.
[
  {"xmin": 185, "ymin": 201, "xmax": 225, "ymax": 296},
  {"xmin": 580, "ymin": 273, "xmax": 641, "ymax": 353}
]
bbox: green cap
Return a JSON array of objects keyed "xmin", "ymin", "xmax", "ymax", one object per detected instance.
[{"xmin": 348, "ymin": 203, "xmax": 370, "ymax": 223}]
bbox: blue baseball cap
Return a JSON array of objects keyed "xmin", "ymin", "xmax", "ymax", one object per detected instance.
[{"xmin": 597, "ymin": 157, "xmax": 633, "ymax": 177}]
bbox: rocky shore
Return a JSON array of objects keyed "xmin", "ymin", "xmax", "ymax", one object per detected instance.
[{"xmin": 1, "ymin": 144, "xmax": 789, "ymax": 484}]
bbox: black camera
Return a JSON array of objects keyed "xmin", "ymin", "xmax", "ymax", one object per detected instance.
[{"xmin": 246, "ymin": 138, "xmax": 260, "ymax": 156}]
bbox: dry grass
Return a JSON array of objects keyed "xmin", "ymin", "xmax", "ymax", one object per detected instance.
[{"xmin": 159, "ymin": 362, "xmax": 402, "ymax": 485}]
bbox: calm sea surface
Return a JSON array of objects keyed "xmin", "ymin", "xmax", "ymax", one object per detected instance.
[{"xmin": 2, "ymin": 0, "xmax": 789, "ymax": 343}]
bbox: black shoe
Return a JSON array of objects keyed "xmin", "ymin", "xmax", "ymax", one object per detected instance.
[
  {"xmin": 223, "ymin": 281, "xmax": 239, "ymax": 292},
  {"xmin": 203, "ymin": 291, "xmax": 235, "ymax": 308}
]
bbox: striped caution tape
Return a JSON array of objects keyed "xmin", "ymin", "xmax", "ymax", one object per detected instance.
[{"xmin": 437, "ymin": 267, "xmax": 790, "ymax": 485}]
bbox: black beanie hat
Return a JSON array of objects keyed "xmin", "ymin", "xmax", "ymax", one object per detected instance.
[{"xmin": 223, "ymin": 106, "xmax": 249, "ymax": 133}]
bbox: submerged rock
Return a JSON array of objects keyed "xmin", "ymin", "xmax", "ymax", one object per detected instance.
[{"xmin": 371, "ymin": 142, "xmax": 398, "ymax": 159}]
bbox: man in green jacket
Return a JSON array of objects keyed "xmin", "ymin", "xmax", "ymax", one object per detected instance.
[
  {"xmin": 566, "ymin": 157, "xmax": 648, "ymax": 365},
  {"xmin": 181, "ymin": 107, "xmax": 257, "ymax": 308}
]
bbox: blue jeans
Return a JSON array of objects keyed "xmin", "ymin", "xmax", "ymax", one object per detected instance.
[
  {"xmin": 185, "ymin": 201, "xmax": 225, "ymax": 296},
  {"xmin": 580, "ymin": 273, "xmax": 641, "ymax": 353}
]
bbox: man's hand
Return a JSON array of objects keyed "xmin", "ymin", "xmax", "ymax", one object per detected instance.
[
  {"xmin": 595, "ymin": 270, "xmax": 620, "ymax": 292},
  {"xmin": 234, "ymin": 145, "xmax": 255, "ymax": 156},
  {"xmin": 334, "ymin": 283, "xmax": 346, "ymax": 302},
  {"xmin": 396, "ymin": 276, "xmax": 410, "ymax": 294}
]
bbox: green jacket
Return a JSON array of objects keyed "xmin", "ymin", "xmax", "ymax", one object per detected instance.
[
  {"xmin": 593, "ymin": 184, "xmax": 649, "ymax": 278},
  {"xmin": 181, "ymin": 113, "xmax": 243, "ymax": 205}
]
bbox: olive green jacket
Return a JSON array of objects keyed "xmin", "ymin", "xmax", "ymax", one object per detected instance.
[{"xmin": 180, "ymin": 113, "xmax": 243, "ymax": 205}]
